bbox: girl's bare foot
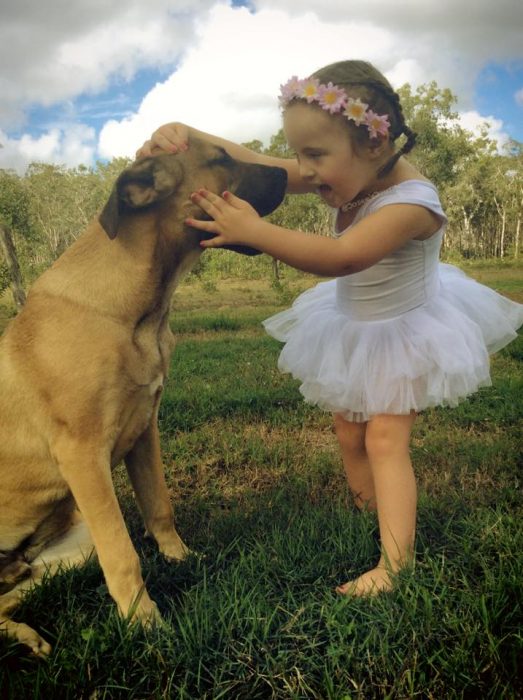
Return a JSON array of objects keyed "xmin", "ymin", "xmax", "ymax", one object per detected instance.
[{"xmin": 335, "ymin": 566, "xmax": 393, "ymax": 596}]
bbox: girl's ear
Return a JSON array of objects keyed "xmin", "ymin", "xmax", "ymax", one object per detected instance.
[{"xmin": 367, "ymin": 135, "xmax": 391, "ymax": 160}]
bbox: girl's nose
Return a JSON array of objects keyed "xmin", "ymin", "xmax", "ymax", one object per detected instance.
[{"xmin": 298, "ymin": 161, "xmax": 315, "ymax": 180}]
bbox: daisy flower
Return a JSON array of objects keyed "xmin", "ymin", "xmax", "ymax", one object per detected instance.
[
  {"xmin": 366, "ymin": 110, "xmax": 391, "ymax": 138},
  {"xmin": 298, "ymin": 78, "xmax": 321, "ymax": 103},
  {"xmin": 318, "ymin": 82, "xmax": 347, "ymax": 113},
  {"xmin": 278, "ymin": 75, "xmax": 392, "ymax": 138},
  {"xmin": 343, "ymin": 97, "xmax": 369, "ymax": 126},
  {"xmin": 279, "ymin": 76, "xmax": 303, "ymax": 106}
]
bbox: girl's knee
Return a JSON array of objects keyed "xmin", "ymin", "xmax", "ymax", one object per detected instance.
[
  {"xmin": 333, "ymin": 413, "xmax": 366, "ymax": 453},
  {"xmin": 365, "ymin": 414, "xmax": 414, "ymax": 460}
]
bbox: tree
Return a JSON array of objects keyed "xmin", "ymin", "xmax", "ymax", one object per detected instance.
[
  {"xmin": 24, "ymin": 157, "xmax": 130, "ymax": 270},
  {"xmin": 0, "ymin": 224, "xmax": 26, "ymax": 307},
  {"xmin": 399, "ymin": 82, "xmax": 523, "ymax": 259},
  {"xmin": 398, "ymin": 82, "xmax": 475, "ymax": 189},
  {"xmin": 0, "ymin": 170, "xmax": 32, "ymax": 307}
]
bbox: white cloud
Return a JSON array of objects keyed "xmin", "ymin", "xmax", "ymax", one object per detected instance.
[
  {"xmin": 515, "ymin": 87, "xmax": 523, "ymax": 108},
  {"xmin": 385, "ymin": 59, "xmax": 426, "ymax": 91},
  {"xmin": 0, "ymin": 125, "xmax": 96, "ymax": 173},
  {"xmin": 457, "ymin": 111, "xmax": 511, "ymax": 150},
  {"xmin": 0, "ymin": 0, "xmax": 215, "ymax": 128},
  {"xmin": 1, "ymin": 0, "xmax": 522, "ymax": 172},
  {"xmin": 99, "ymin": 4, "xmax": 397, "ymax": 159},
  {"xmin": 252, "ymin": 0, "xmax": 523, "ymax": 58}
]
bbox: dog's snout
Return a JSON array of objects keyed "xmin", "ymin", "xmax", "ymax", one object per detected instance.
[
  {"xmin": 233, "ymin": 164, "xmax": 287, "ymax": 217},
  {"xmin": 212, "ymin": 162, "xmax": 287, "ymax": 256}
]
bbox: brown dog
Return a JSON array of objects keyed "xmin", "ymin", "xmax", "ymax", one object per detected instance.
[{"xmin": 0, "ymin": 139, "xmax": 287, "ymax": 655}]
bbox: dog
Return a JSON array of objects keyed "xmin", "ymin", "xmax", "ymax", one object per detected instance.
[{"xmin": 0, "ymin": 139, "xmax": 287, "ymax": 655}]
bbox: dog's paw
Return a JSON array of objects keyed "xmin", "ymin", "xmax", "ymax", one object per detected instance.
[
  {"xmin": 15, "ymin": 623, "xmax": 52, "ymax": 657},
  {"xmin": 159, "ymin": 540, "xmax": 192, "ymax": 562},
  {"xmin": 125, "ymin": 593, "xmax": 162, "ymax": 628},
  {"xmin": 144, "ymin": 528, "xmax": 192, "ymax": 562}
]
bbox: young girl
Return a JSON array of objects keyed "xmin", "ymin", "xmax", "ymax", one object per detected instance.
[{"xmin": 138, "ymin": 60, "xmax": 523, "ymax": 596}]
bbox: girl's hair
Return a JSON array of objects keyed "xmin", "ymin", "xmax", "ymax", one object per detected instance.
[{"xmin": 311, "ymin": 60, "xmax": 416, "ymax": 177}]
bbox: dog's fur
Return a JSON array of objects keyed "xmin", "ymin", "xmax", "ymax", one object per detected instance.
[{"xmin": 0, "ymin": 139, "xmax": 287, "ymax": 655}]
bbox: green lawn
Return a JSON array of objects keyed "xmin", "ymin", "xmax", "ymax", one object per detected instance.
[{"xmin": 1, "ymin": 263, "xmax": 522, "ymax": 698}]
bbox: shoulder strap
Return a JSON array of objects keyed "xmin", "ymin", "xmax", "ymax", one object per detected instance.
[{"xmin": 366, "ymin": 180, "xmax": 447, "ymax": 222}]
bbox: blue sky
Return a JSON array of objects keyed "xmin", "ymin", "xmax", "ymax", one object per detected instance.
[
  {"xmin": 475, "ymin": 62, "xmax": 523, "ymax": 143},
  {"xmin": 1, "ymin": 1, "xmax": 522, "ymax": 172},
  {"xmin": 21, "ymin": 67, "xmax": 170, "ymax": 138}
]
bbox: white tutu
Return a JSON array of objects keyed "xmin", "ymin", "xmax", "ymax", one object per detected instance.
[{"xmin": 263, "ymin": 263, "xmax": 523, "ymax": 422}]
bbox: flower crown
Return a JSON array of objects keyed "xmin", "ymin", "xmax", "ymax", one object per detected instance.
[{"xmin": 279, "ymin": 76, "xmax": 390, "ymax": 138}]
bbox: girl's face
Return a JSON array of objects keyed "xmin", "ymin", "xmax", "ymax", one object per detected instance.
[{"xmin": 283, "ymin": 102, "xmax": 379, "ymax": 207}]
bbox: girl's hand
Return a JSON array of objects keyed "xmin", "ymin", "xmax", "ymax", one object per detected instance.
[
  {"xmin": 186, "ymin": 189, "xmax": 261, "ymax": 249},
  {"xmin": 136, "ymin": 122, "xmax": 190, "ymax": 158}
]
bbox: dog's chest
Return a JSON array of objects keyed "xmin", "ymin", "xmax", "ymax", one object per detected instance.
[
  {"xmin": 111, "ymin": 372, "xmax": 165, "ymax": 465},
  {"xmin": 109, "ymin": 317, "xmax": 175, "ymax": 464}
]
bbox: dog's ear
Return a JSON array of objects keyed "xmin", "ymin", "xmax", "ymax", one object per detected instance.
[{"xmin": 99, "ymin": 157, "xmax": 184, "ymax": 239}]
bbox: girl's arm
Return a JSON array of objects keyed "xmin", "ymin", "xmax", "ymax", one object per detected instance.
[
  {"xmin": 136, "ymin": 122, "xmax": 311, "ymax": 195},
  {"xmin": 188, "ymin": 189, "xmax": 441, "ymax": 276}
]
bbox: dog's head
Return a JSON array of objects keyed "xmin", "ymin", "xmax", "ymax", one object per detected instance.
[{"xmin": 98, "ymin": 138, "xmax": 287, "ymax": 255}]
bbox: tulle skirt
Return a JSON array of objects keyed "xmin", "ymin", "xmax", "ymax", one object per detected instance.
[{"xmin": 263, "ymin": 264, "xmax": 523, "ymax": 422}]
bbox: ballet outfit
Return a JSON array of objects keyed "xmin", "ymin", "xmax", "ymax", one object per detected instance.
[{"xmin": 263, "ymin": 180, "xmax": 523, "ymax": 422}]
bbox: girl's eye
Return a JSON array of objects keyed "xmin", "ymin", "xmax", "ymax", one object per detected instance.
[{"xmin": 295, "ymin": 151, "xmax": 323, "ymax": 163}]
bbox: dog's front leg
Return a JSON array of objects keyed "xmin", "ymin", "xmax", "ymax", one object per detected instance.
[
  {"xmin": 51, "ymin": 439, "xmax": 160, "ymax": 624},
  {"xmin": 125, "ymin": 415, "xmax": 190, "ymax": 561}
]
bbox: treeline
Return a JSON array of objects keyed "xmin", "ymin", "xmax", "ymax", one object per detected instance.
[{"xmin": 1, "ymin": 82, "xmax": 522, "ymax": 299}]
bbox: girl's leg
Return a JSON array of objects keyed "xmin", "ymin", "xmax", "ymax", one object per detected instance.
[
  {"xmin": 333, "ymin": 413, "xmax": 375, "ymax": 511},
  {"xmin": 337, "ymin": 412, "xmax": 417, "ymax": 596}
]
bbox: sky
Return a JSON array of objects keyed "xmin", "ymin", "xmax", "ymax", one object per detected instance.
[{"xmin": 0, "ymin": 0, "xmax": 522, "ymax": 174}]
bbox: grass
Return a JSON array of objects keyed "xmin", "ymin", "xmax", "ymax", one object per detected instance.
[{"xmin": 1, "ymin": 262, "xmax": 522, "ymax": 698}]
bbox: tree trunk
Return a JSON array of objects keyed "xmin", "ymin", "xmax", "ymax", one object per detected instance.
[
  {"xmin": 0, "ymin": 222, "xmax": 26, "ymax": 309},
  {"xmin": 272, "ymin": 257, "xmax": 280, "ymax": 282},
  {"xmin": 500, "ymin": 210, "xmax": 505, "ymax": 258}
]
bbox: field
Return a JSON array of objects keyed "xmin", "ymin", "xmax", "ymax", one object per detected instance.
[{"xmin": 0, "ymin": 262, "xmax": 522, "ymax": 699}]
